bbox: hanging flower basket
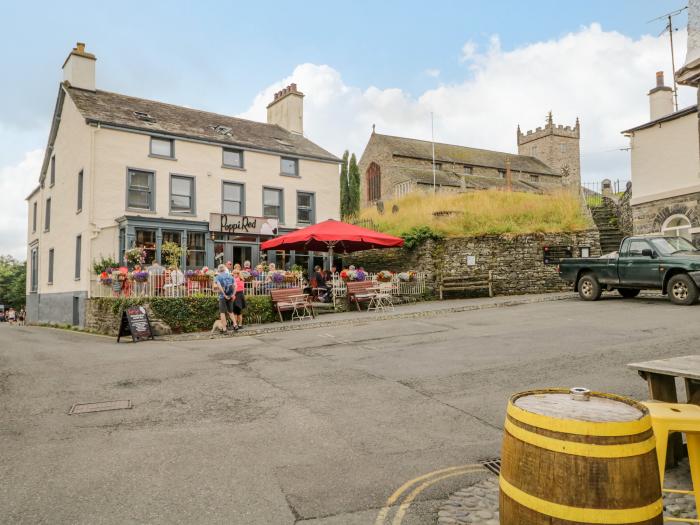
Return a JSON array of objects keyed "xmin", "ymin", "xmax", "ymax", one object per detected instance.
[{"xmin": 132, "ymin": 271, "xmax": 149, "ymax": 283}]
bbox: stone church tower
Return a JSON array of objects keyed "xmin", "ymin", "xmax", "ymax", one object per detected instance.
[{"xmin": 517, "ymin": 112, "xmax": 581, "ymax": 190}]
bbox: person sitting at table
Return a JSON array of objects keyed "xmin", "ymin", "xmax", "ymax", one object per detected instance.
[
  {"xmin": 164, "ymin": 265, "xmax": 184, "ymax": 295},
  {"xmin": 311, "ymin": 265, "xmax": 331, "ymax": 302}
]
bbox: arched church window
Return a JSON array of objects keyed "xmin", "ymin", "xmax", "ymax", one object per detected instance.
[
  {"xmin": 662, "ymin": 214, "xmax": 692, "ymax": 239},
  {"xmin": 367, "ymin": 163, "xmax": 381, "ymax": 202}
]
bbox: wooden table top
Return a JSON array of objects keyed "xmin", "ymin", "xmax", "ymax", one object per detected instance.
[{"xmin": 627, "ymin": 354, "xmax": 700, "ymax": 381}]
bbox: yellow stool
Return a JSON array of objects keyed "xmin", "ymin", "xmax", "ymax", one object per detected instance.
[{"xmin": 642, "ymin": 401, "xmax": 700, "ymax": 524}]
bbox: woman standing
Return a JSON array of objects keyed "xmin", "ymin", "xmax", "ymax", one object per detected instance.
[{"xmin": 231, "ymin": 268, "xmax": 246, "ymax": 330}]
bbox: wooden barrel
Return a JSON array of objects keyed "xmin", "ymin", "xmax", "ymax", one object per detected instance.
[{"xmin": 499, "ymin": 388, "xmax": 663, "ymax": 525}]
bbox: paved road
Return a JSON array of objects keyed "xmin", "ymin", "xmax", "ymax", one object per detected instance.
[{"xmin": 1, "ymin": 295, "xmax": 696, "ymax": 524}]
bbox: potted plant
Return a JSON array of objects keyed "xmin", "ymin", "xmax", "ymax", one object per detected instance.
[
  {"xmin": 161, "ymin": 241, "xmax": 186, "ymax": 269},
  {"xmin": 124, "ymin": 247, "xmax": 147, "ymax": 268},
  {"xmin": 377, "ymin": 270, "xmax": 393, "ymax": 282}
]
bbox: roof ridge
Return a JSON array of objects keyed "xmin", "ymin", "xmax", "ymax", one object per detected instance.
[{"xmin": 373, "ymin": 132, "xmax": 546, "ymax": 163}]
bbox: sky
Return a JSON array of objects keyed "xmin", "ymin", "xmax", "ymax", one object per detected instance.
[{"xmin": 0, "ymin": 0, "xmax": 695, "ymax": 259}]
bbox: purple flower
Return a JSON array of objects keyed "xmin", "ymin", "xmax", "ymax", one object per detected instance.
[
  {"xmin": 185, "ymin": 270, "xmax": 195, "ymax": 277},
  {"xmin": 271, "ymin": 272, "xmax": 285, "ymax": 284},
  {"xmin": 251, "ymin": 269, "xmax": 260, "ymax": 278},
  {"xmin": 133, "ymin": 271, "xmax": 149, "ymax": 282},
  {"xmin": 355, "ymin": 270, "xmax": 366, "ymax": 281}
]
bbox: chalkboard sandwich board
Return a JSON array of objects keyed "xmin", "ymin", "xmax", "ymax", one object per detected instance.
[{"xmin": 117, "ymin": 306, "xmax": 154, "ymax": 343}]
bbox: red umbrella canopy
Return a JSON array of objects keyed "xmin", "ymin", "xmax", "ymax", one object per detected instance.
[{"xmin": 260, "ymin": 219, "xmax": 404, "ymax": 253}]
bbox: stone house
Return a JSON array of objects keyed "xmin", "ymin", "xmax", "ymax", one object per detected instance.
[
  {"xmin": 25, "ymin": 43, "xmax": 339, "ymax": 326},
  {"xmin": 623, "ymin": 71, "xmax": 700, "ymax": 242},
  {"xmin": 357, "ymin": 114, "xmax": 580, "ymax": 207}
]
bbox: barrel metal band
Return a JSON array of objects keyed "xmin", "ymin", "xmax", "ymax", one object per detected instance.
[
  {"xmin": 507, "ymin": 401, "xmax": 651, "ymax": 437},
  {"xmin": 499, "ymin": 475, "xmax": 663, "ymax": 524},
  {"xmin": 504, "ymin": 420, "xmax": 655, "ymax": 458}
]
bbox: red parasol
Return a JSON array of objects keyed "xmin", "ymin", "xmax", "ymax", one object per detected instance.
[{"xmin": 260, "ymin": 219, "xmax": 404, "ymax": 267}]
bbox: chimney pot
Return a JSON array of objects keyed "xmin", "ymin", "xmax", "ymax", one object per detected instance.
[
  {"xmin": 290, "ymin": 83, "xmax": 297, "ymax": 92},
  {"xmin": 656, "ymin": 71, "xmax": 665, "ymax": 87}
]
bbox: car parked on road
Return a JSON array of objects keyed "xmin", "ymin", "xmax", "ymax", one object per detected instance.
[{"xmin": 558, "ymin": 236, "xmax": 700, "ymax": 305}]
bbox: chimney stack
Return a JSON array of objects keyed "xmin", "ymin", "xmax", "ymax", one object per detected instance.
[
  {"xmin": 267, "ymin": 83, "xmax": 304, "ymax": 135},
  {"xmin": 648, "ymin": 71, "xmax": 674, "ymax": 120},
  {"xmin": 62, "ymin": 42, "xmax": 96, "ymax": 91}
]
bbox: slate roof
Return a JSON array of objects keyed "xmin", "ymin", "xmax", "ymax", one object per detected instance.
[
  {"xmin": 392, "ymin": 166, "xmax": 545, "ymax": 193},
  {"xmin": 373, "ymin": 133, "xmax": 558, "ymax": 176},
  {"xmin": 65, "ymin": 84, "xmax": 339, "ymax": 163}
]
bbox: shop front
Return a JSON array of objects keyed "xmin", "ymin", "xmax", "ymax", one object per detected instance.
[{"xmin": 117, "ymin": 214, "xmax": 329, "ymax": 275}]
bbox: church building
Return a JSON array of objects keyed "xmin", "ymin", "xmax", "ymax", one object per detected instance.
[{"xmin": 358, "ymin": 114, "xmax": 581, "ymax": 207}]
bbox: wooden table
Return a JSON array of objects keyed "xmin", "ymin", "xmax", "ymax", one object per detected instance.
[{"xmin": 628, "ymin": 354, "xmax": 700, "ymax": 466}]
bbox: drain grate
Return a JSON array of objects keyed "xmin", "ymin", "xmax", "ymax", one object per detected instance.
[
  {"xmin": 69, "ymin": 400, "xmax": 132, "ymax": 415},
  {"xmin": 479, "ymin": 458, "xmax": 501, "ymax": 476}
]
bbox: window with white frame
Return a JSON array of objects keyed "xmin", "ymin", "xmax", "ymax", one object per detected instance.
[
  {"xmin": 662, "ymin": 214, "xmax": 692, "ymax": 239},
  {"xmin": 263, "ymin": 188, "xmax": 283, "ymax": 221},
  {"xmin": 127, "ymin": 169, "xmax": 155, "ymax": 210},
  {"xmin": 222, "ymin": 182, "xmax": 244, "ymax": 215},
  {"xmin": 296, "ymin": 192, "xmax": 315, "ymax": 224},
  {"xmin": 170, "ymin": 175, "xmax": 195, "ymax": 214}
]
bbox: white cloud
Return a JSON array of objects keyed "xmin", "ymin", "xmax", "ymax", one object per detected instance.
[
  {"xmin": 424, "ymin": 68, "xmax": 441, "ymax": 78},
  {"xmin": 460, "ymin": 40, "xmax": 478, "ymax": 62},
  {"xmin": 240, "ymin": 24, "xmax": 694, "ymax": 186},
  {"xmin": 0, "ymin": 149, "xmax": 42, "ymax": 259}
]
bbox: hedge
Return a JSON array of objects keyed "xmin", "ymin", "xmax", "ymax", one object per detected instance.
[{"xmin": 93, "ymin": 294, "xmax": 276, "ymax": 333}]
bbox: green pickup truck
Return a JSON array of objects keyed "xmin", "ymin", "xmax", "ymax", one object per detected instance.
[{"xmin": 558, "ymin": 236, "xmax": 700, "ymax": 305}]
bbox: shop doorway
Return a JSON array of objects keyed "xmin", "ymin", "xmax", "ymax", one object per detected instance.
[{"xmin": 215, "ymin": 243, "xmax": 258, "ymax": 267}]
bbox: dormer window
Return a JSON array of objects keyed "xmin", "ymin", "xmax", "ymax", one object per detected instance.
[
  {"xmin": 150, "ymin": 137, "xmax": 174, "ymax": 159},
  {"xmin": 134, "ymin": 111, "xmax": 156, "ymax": 122}
]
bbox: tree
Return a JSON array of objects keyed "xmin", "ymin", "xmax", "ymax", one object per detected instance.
[
  {"xmin": 348, "ymin": 153, "xmax": 361, "ymax": 217},
  {"xmin": 339, "ymin": 150, "xmax": 350, "ymax": 219},
  {"xmin": 0, "ymin": 256, "xmax": 27, "ymax": 309}
]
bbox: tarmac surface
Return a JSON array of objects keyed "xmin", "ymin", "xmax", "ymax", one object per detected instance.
[{"xmin": 1, "ymin": 293, "xmax": 697, "ymax": 524}]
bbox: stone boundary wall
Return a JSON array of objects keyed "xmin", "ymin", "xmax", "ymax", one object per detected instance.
[
  {"xmin": 345, "ymin": 229, "xmax": 601, "ymax": 296},
  {"xmin": 85, "ymin": 300, "xmax": 172, "ymax": 336}
]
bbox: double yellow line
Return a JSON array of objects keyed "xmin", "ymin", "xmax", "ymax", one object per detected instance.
[{"xmin": 374, "ymin": 464, "xmax": 487, "ymax": 525}]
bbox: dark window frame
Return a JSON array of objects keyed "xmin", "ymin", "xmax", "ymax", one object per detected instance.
[
  {"xmin": 149, "ymin": 136, "xmax": 175, "ymax": 159},
  {"xmin": 77, "ymin": 169, "xmax": 84, "ymax": 213},
  {"xmin": 30, "ymin": 247, "xmax": 38, "ymax": 293},
  {"xmin": 75, "ymin": 235, "xmax": 82, "ymax": 280},
  {"xmin": 222, "ymin": 148, "xmax": 245, "ymax": 170},
  {"xmin": 126, "ymin": 168, "xmax": 156, "ymax": 212},
  {"xmin": 222, "ymin": 181, "xmax": 245, "ymax": 215},
  {"xmin": 262, "ymin": 187, "xmax": 284, "ymax": 223},
  {"xmin": 32, "ymin": 202, "xmax": 37, "ymax": 233},
  {"xmin": 169, "ymin": 174, "xmax": 196, "ymax": 215},
  {"xmin": 50, "ymin": 156, "xmax": 55, "ymax": 186},
  {"xmin": 48, "ymin": 248, "xmax": 54, "ymax": 285},
  {"xmin": 44, "ymin": 198, "xmax": 51, "ymax": 232},
  {"xmin": 280, "ymin": 157, "xmax": 299, "ymax": 177},
  {"xmin": 296, "ymin": 191, "xmax": 315, "ymax": 225}
]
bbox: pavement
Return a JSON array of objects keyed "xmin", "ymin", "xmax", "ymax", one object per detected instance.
[{"xmin": 1, "ymin": 292, "xmax": 698, "ymax": 524}]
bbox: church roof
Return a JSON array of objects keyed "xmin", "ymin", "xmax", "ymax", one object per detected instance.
[
  {"xmin": 371, "ymin": 133, "xmax": 558, "ymax": 176},
  {"xmin": 392, "ymin": 166, "xmax": 546, "ymax": 193}
]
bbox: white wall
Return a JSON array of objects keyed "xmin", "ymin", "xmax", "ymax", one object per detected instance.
[{"xmin": 630, "ymin": 111, "xmax": 700, "ymax": 205}]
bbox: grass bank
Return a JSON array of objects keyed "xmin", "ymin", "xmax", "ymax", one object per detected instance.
[{"xmin": 359, "ymin": 190, "xmax": 591, "ymax": 238}]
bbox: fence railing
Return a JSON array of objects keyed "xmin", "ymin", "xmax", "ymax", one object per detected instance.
[
  {"xmin": 90, "ymin": 271, "xmax": 428, "ymax": 300},
  {"xmin": 582, "ymin": 180, "xmax": 630, "ymax": 208}
]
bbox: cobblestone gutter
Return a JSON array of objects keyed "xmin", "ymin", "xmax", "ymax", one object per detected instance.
[{"xmin": 438, "ymin": 458, "xmax": 697, "ymax": 524}]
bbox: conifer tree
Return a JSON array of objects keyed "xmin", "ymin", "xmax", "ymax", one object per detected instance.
[
  {"xmin": 339, "ymin": 150, "xmax": 350, "ymax": 218},
  {"xmin": 348, "ymin": 153, "xmax": 361, "ymax": 217}
]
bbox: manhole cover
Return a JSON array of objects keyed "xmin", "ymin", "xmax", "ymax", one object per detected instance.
[
  {"xmin": 479, "ymin": 457, "xmax": 501, "ymax": 475},
  {"xmin": 220, "ymin": 360, "xmax": 242, "ymax": 366},
  {"xmin": 69, "ymin": 400, "xmax": 132, "ymax": 415}
]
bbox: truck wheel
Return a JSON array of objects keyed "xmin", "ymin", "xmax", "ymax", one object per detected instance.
[
  {"xmin": 618, "ymin": 288, "xmax": 640, "ymax": 298},
  {"xmin": 667, "ymin": 274, "xmax": 699, "ymax": 305},
  {"xmin": 578, "ymin": 273, "xmax": 602, "ymax": 301}
]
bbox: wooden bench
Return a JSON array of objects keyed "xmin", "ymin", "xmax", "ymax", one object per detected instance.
[
  {"xmin": 439, "ymin": 271, "xmax": 493, "ymax": 300},
  {"xmin": 346, "ymin": 281, "xmax": 378, "ymax": 311},
  {"xmin": 270, "ymin": 288, "xmax": 313, "ymax": 321}
]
